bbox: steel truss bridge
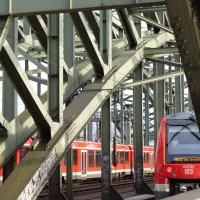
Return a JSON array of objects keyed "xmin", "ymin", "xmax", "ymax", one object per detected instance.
[{"xmin": 0, "ymin": 0, "xmax": 199, "ymax": 199}]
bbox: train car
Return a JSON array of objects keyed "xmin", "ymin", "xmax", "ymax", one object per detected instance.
[
  {"xmin": 155, "ymin": 112, "xmax": 200, "ymax": 199},
  {"xmin": 61, "ymin": 141, "xmax": 154, "ymax": 181},
  {"xmin": 0, "ymin": 140, "xmax": 154, "ymax": 184}
]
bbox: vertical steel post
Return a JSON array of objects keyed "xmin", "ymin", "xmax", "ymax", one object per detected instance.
[
  {"xmin": 153, "ymin": 60, "xmax": 165, "ymax": 150},
  {"xmin": 87, "ymin": 122, "xmax": 93, "ymax": 141},
  {"xmin": 23, "ymin": 17, "xmax": 30, "ymax": 35},
  {"xmin": 181, "ymin": 75, "xmax": 185, "ymax": 112},
  {"xmin": 168, "ymin": 56, "xmax": 173, "ymax": 114},
  {"xmin": 101, "ymin": 97, "xmax": 112, "ymax": 200},
  {"xmin": 188, "ymin": 89, "xmax": 193, "ymax": 111},
  {"xmin": 120, "ymin": 89, "xmax": 124, "ymax": 144},
  {"xmin": 64, "ymin": 11, "xmax": 75, "ymax": 200},
  {"xmin": 145, "ymin": 84, "xmax": 149, "ymax": 146},
  {"xmin": 1, "ymin": 16, "xmax": 17, "ymax": 181},
  {"xmin": 100, "ymin": 9, "xmax": 112, "ymax": 200},
  {"xmin": 175, "ymin": 55, "xmax": 182, "ymax": 113},
  {"xmin": 153, "ymin": 62, "xmax": 158, "ymax": 150},
  {"xmin": 48, "ymin": 13, "xmax": 63, "ymax": 200},
  {"xmin": 133, "ymin": 63, "xmax": 143, "ymax": 194}
]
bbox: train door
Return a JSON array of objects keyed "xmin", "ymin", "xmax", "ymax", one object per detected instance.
[
  {"xmin": 150, "ymin": 153, "xmax": 154, "ymax": 170},
  {"xmin": 81, "ymin": 150, "xmax": 87, "ymax": 178}
]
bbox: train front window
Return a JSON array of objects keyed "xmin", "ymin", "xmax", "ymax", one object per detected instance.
[{"xmin": 166, "ymin": 124, "xmax": 200, "ymax": 163}]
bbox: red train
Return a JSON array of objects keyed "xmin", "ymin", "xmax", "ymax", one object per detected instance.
[
  {"xmin": 0, "ymin": 140, "xmax": 154, "ymax": 184},
  {"xmin": 155, "ymin": 112, "xmax": 200, "ymax": 199}
]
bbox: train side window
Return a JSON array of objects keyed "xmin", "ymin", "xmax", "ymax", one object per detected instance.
[
  {"xmin": 89, "ymin": 150, "xmax": 94, "ymax": 167},
  {"xmin": 125, "ymin": 152, "xmax": 129, "ymax": 164},
  {"xmin": 73, "ymin": 149, "xmax": 78, "ymax": 165},
  {"xmin": 120, "ymin": 151, "xmax": 124, "ymax": 164},
  {"xmin": 96, "ymin": 151, "xmax": 101, "ymax": 167}
]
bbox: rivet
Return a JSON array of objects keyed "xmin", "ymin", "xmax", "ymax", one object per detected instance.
[
  {"xmin": 193, "ymin": 78, "xmax": 196, "ymax": 81},
  {"xmin": 177, "ymin": 17, "xmax": 181, "ymax": 21}
]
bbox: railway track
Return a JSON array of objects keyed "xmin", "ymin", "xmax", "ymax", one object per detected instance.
[{"xmin": 37, "ymin": 177, "xmax": 154, "ymax": 199}]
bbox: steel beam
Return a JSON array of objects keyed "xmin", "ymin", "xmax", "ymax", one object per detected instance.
[
  {"xmin": 166, "ymin": 0, "xmax": 200, "ymax": 125},
  {"xmin": 120, "ymin": 90, "xmax": 124, "ymax": 144},
  {"xmin": 175, "ymin": 55, "xmax": 182, "ymax": 113},
  {"xmin": 48, "ymin": 14, "xmax": 63, "ymax": 123},
  {"xmin": 26, "ymin": 15, "xmax": 47, "ymax": 51},
  {"xmin": 18, "ymin": 47, "xmax": 47, "ymax": 73},
  {"xmin": 133, "ymin": 63, "xmax": 143, "ymax": 194},
  {"xmin": 144, "ymin": 47, "xmax": 179, "ymax": 56},
  {"xmin": 100, "ymin": 10, "xmax": 112, "ymax": 66},
  {"xmin": 131, "ymin": 6, "xmax": 167, "ymax": 13},
  {"xmin": 8, "ymin": 0, "xmax": 166, "ymax": 16},
  {"xmin": 188, "ymin": 90, "xmax": 193, "ymax": 111},
  {"xmin": 117, "ymin": 8, "xmax": 140, "ymax": 48},
  {"xmin": 121, "ymin": 71, "xmax": 184, "ymax": 88},
  {"xmin": 155, "ymin": 60, "xmax": 165, "ymax": 149},
  {"xmin": 48, "ymin": 166, "xmax": 62, "ymax": 200},
  {"xmin": 63, "ymin": 12, "xmax": 74, "ymax": 200},
  {"xmin": 0, "ymin": 16, "xmax": 13, "ymax": 51},
  {"xmin": 134, "ymin": 13, "xmax": 173, "ymax": 34},
  {"xmin": 28, "ymin": 74, "xmax": 47, "ymax": 85},
  {"xmin": 101, "ymin": 97, "xmax": 112, "ymax": 200},
  {"xmin": 145, "ymin": 56, "xmax": 182, "ymax": 68},
  {"xmin": 87, "ymin": 122, "xmax": 93, "ymax": 141},
  {"xmin": 23, "ymin": 17, "xmax": 30, "ymax": 35},
  {"xmin": 153, "ymin": 63, "xmax": 158, "ymax": 151},
  {"xmin": 0, "ymin": 59, "xmax": 94, "ymax": 167},
  {"xmin": 168, "ymin": 56, "xmax": 173, "ymax": 114},
  {"xmin": 0, "ymin": 32, "xmax": 174, "ymax": 200},
  {"xmin": 66, "ymin": 147, "xmax": 73, "ymax": 200},
  {"xmin": 84, "ymin": 11, "xmax": 100, "ymax": 44},
  {"xmin": 48, "ymin": 13, "xmax": 63, "ymax": 199},
  {"xmin": 70, "ymin": 12, "xmax": 105, "ymax": 78},
  {"xmin": 145, "ymin": 84, "xmax": 149, "ymax": 146},
  {"xmin": 0, "ymin": 41, "xmax": 56, "ymax": 142},
  {"xmin": 2, "ymin": 20, "xmax": 17, "ymax": 181},
  {"xmin": 2, "ymin": 17, "xmax": 17, "ymax": 123}
]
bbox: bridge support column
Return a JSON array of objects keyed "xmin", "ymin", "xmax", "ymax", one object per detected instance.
[
  {"xmin": 1, "ymin": 16, "xmax": 17, "ymax": 182},
  {"xmin": 175, "ymin": 55, "xmax": 182, "ymax": 113},
  {"xmin": 145, "ymin": 84, "xmax": 149, "ymax": 146},
  {"xmin": 87, "ymin": 122, "xmax": 93, "ymax": 141},
  {"xmin": 49, "ymin": 166, "xmax": 62, "ymax": 200},
  {"xmin": 48, "ymin": 13, "xmax": 63, "ymax": 200},
  {"xmin": 101, "ymin": 97, "xmax": 112, "ymax": 200},
  {"xmin": 120, "ymin": 89, "xmax": 124, "ymax": 144},
  {"xmin": 133, "ymin": 63, "xmax": 144, "ymax": 194},
  {"xmin": 168, "ymin": 56, "xmax": 173, "ymax": 114},
  {"xmin": 66, "ymin": 147, "xmax": 73, "ymax": 200},
  {"xmin": 153, "ymin": 60, "xmax": 165, "ymax": 150},
  {"xmin": 64, "ymin": 11, "xmax": 75, "ymax": 200}
]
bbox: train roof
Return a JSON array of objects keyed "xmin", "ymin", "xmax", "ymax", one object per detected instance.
[{"xmin": 166, "ymin": 111, "xmax": 195, "ymax": 120}]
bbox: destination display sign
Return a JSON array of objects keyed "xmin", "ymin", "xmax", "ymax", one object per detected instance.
[{"xmin": 174, "ymin": 157, "xmax": 200, "ymax": 162}]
